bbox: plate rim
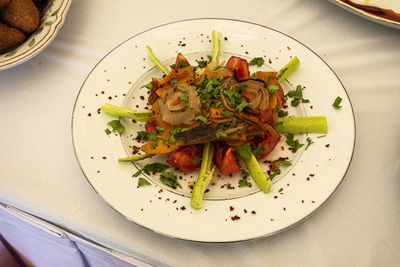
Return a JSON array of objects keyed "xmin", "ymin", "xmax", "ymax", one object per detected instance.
[
  {"xmin": 71, "ymin": 18, "xmax": 357, "ymax": 243},
  {"xmin": 0, "ymin": 0, "xmax": 73, "ymax": 71},
  {"xmin": 330, "ymin": 0, "xmax": 400, "ymax": 30}
]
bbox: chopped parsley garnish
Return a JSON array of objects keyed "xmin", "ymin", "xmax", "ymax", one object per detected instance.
[
  {"xmin": 179, "ymin": 95, "xmax": 188, "ymax": 104},
  {"xmin": 236, "ymin": 100, "xmax": 249, "ymax": 112},
  {"xmin": 196, "ymin": 59, "xmax": 208, "ymax": 68},
  {"xmin": 170, "ymin": 79, "xmax": 178, "ymax": 85},
  {"xmin": 143, "ymin": 162, "xmax": 169, "ymax": 174},
  {"xmin": 174, "ymin": 59, "xmax": 190, "ymax": 69},
  {"xmin": 215, "ymin": 131, "xmax": 228, "ymax": 138},
  {"xmin": 107, "ymin": 120, "xmax": 125, "ymax": 134},
  {"xmin": 268, "ymin": 84, "xmax": 279, "ymax": 94},
  {"xmin": 276, "ymin": 160, "xmax": 292, "ymax": 167},
  {"xmin": 252, "ymin": 145, "xmax": 266, "ymax": 158},
  {"xmin": 220, "ymin": 110, "xmax": 234, "ymax": 117},
  {"xmin": 278, "ymin": 188, "xmax": 283, "ymax": 193},
  {"xmin": 177, "ymin": 86, "xmax": 187, "ymax": 92},
  {"xmin": 155, "ymin": 126, "xmax": 165, "ymax": 131},
  {"xmin": 222, "ymin": 183, "xmax": 233, "ymax": 189},
  {"xmin": 133, "ymin": 170, "xmax": 142, "ymax": 177},
  {"xmin": 195, "ymin": 114, "xmax": 207, "ymax": 123},
  {"xmin": 160, "ymin": 168, "xmax": 181, "ymax": 188},
  {"xmin": 269, "ymin": 167, "xmax": 281, "ymax": 180},
  {"xmin": 238, "ymin": 143, "xmax": 252, "ymax": 160},
  {"xmin": 241, "ymin": 169, "xmax": 250, "ymax": 178},
  {"xmin": 278, "ymin": 110, "xmax": 288, "ymax": 117},
  {"xmin": 249, "ymin": 57, "xmax": 265, "ymax": 67},
  {"xmin": 213, "ymin": 65, "xmax": 222, "ymax": 70},
  {"xmin": 193, "ymin": 156, "xmax": 202, "ymax": 165},
  {"xmin": 285, "ymin": 134, "xmax": 304, "ymax": 153},
  {"xmin": 238, "ymin": 179, "xmax": 252, "ymax": 187},
  {"xmin": 250, "ymin": 73, "xmax": 256, "ymax": 78},
  {"xmin": 264, "ymin": 75, "xmax": 274, "ymax": 84},
  {"xmin": 137, "ymin": 131, "xmax": 149, "ymax": 141},
  {"xmin": 140, "ymin": 81, "xmax": 154, "ymax": 91},
  {"xmin": 317, "ymin": 135, "xmax": 326, "ymax": 138},
  {"xmin": 132, "ymin": 146, "xmax": 139, "ymax": 153},
  {"xmin": 305, "ymin": 137, "xmax": 314, "ymax": 150},
  {"xmin": 148, "ymin": 130, "xmax": 162, "ymax": 149},
  {"xmin": 138, "ymin": 177, "xmax": 151, "ymax": 186},
  {"xmin": 333, "ymin": 96, "xmax": 342, "ymax": 109},
  {"xmin": 286, "ymin": 85, "xmax": 309, "ymax": 107},
  {"xmin": 105, "ymin": 128, "xmax": 111, "ymax": 135},
  {"xmin": 168, "ymin": 127, "xmax": 182, "ymax": 144}
]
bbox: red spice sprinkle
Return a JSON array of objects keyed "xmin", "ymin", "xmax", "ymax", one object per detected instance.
[
  {"xmin": 301, "ymin": 200, "xmax": 304, "ymax": 203},
  {"xmin": 283, "ymin": 207, "xmax": 286, "ymax": 211},
  {"xmin": 91, "ymin": 157, "xmax": 94, "ymax": 159},
  {"xmin": 180, "ymin": 206, "xmax": 186, "ymax": 210},
  {"xmin": 224, "ymin": 37, "xmax": 228, "ymax": 41},
  {"xmin": 244, "ymin": 209, "xmax": 247, "ymax": 213},
  {"xmin": 270, "ymin": 218, "xmax": 274, "ymax": 221},
  {"xmin": 97, "ymin": 108, "xmax": 101, "ymax": 114},
  {"xmin": 269, "ymin": 59, "xmax": 272, "ymax": 64},
  {"xmin": 230, "ymin": 206, "xmax": 234, "ymax": 211},
  {"xmin": 326, "ymin": 144, "xmax": 330, "ymax": 147},
  {"xmin": 95, "ymin": 94, "xmax": 98, "ymax": 96},
  {"xmin": 158, "ymin": 189, "xmax": 163, "ymax": 193},
  {"xmin": 102, "ymin": 156, "xmax": 106, "ymax": 159},
  {"xmin": 173, "ymin": 200, "xmax": 177, "ymax": 203},
  {"xmin": 310, "ymin": 106, "xmax": 313, "ymax": 109},
  {"xmin": 306, "ymin": 177, "xmax": 310, "ymax": 181},
  {"xmin": 97, "ymin": 170, "xmax": 100, "ymax": 173},
  {"xmin": 251, "ymin": 211, "xmax": 256, "ymax": 214},
  {"xmin": 231, "ymin": 215, "xmax": 240, "ymax": 221},
  {"xmin": 123, "ymin": 94, "xmax": 126, "ymax": 96},
  {"xmin": 108, "ymin": 96, "xmax": 112, "ymax": 100},
  {"xmin": 245, "ymin": 51, "xmax": 249, "ymax": 54},
  {"xmin": 88, "ymin": 113, "xmax": 91, "ymax": 116},
  {"xmin": 274, "ymin": 196, "xmax": 278, "ymax": 199},
  {"xmin": 310, "ymin": 174, "xmax": 315, "ymax": 177},
  {"xmin": 287, "ymin": 183, "xmax": 290, "ymax": 186},
  {"xmin": 82, "ymin": 106, "xmax": 85, "ymax": 108},
  {"xmin": 141, "ymin": 208, "xmax": 143, "ymax": 211},
  {"xmin": 140, "ymin": 96, "xmax": 145, "ymax": 100},
  {"xmin": 311, "ymin": 201, "xmax": 315, "ymax": 203}
]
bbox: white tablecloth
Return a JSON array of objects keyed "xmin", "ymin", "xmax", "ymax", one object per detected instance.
[{"xmin": 1, "ymin": 0, "xmax": 399, "ymax": 266}]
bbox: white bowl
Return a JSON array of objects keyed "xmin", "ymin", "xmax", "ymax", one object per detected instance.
[{"xmin": 0, "ymin": 0, "xmax": 72, "ymax": 70}]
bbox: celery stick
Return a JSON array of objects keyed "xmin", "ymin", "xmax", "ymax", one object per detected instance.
[
  {"xmin": 211, "ymin": 30, "xmax": 222, "ymax": 64},
  {"xmin": 275, "ymin": 116, "xmax": 328, "ymax": 134},
  {"xmin": 145, "ymin": 46, "xmax": 170, "ymax": 74},
  {"xmin": 191, "ymin": 142, "xmax": 215, "ymax": 210},
  {"xmin": 118, "ymin": 154, "xmax": 154, "ymax": 162},
  {"xmin": 276, "ymin": 57, "xmax": 300, "ymax": 83},
  {"xmin": 240, "ymin": 153, "xmax": 272, "ymax": 193},
  {"xmin": 101, "ymin": 103, "xmax": 151, "ymax": 122}
]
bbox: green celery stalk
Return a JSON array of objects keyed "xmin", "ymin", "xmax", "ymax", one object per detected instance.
[
  {"xmin": 276, "ymin": 57, "xmax": 300, "ymax": 83},
  {"xmin": 118, "ymin": 154, "xmax": 154, "ymax": 162},
  {"xmin": 239, "ymin": 153, "xmax": 272, "ymax": 193},
  {"xmin": 191, "ymin": 142, "xmax": 215, "ymax": 210},
  {"xmin": 211, "ymin": 30, "xmax": 222, "ymax": 64},
  {"xmin": 101, "ymin": 103, "xmax": 151, "ymax": 122},
  {"xmin": 275, "ymin": 116, "xmax": 328, "ymax": 134},
  {"xmin": 145, "ymin": 46, "xmax": 170, "ymax": 74}
]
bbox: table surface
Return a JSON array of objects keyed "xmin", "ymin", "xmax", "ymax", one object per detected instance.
[{"xmin": 1, "ymin": 0, "xmax": 399, "ymax": 266}]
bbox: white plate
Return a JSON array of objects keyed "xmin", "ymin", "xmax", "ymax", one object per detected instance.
[
  {"xmin": 72, "ymin": 19, "xmax": 355, "ymax": 242},
  {"xmin": 0, "ymin": 0, "xmax": 72, "ymax": 70},
  {"xmin": 330, "ymin": 0, "xmax": 400, "ymax": 29}
]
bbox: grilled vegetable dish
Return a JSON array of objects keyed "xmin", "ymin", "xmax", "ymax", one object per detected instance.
[{"xmin": 101, "ymin": 31, "xmax": 328, "ymax": 209}]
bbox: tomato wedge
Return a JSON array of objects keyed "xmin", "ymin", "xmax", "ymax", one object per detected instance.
[
  {"xmin": 167, "ymin": 145, "xmax": 202, "ymax": 171},
  {"xmin": 144, "ymin": 118, "xmax": 157, "ymax": 134},
  {"xmin": 214, "ymin": 143, "xmax": 241, "ymax": 174},
  {"xmin": 225, "ymin": 56, "xmax": 250, "ymax": 80},
  {"xmin": 175, "ymin": 53, "xmax": 190, "ymax": 68},
  {"xmin": 256, "ymin": 133, "xmax": 281, "ymax": 159},
  {"xmin": 148, "ymin": 78, "xmax": 160, "ymax": 105}
]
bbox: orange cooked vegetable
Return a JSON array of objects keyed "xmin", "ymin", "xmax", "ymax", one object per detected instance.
[
  {"xmin": 156, "ymin": 66, "xmax": 195, "ymax": 97},
  {"xmin": 141, "ymin": 102, "xmax": 179, "ymax": 154},
  {"xmin": 209, "ymin": 107, "xmax": 231, "ymax": 120}
]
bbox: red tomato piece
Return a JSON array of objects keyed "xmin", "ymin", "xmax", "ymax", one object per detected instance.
[
  {"xmin": 148, "ymin": 78, "xmax": 160, "ymax": 105},
  {"xmin": 272, "ymin": 79, "xmax": 285, "ymax": 106},
  {"xmin": 225, "ymin": 56, "xmax": 250, "ymax": 80},
  {"xmin": 144, "ymin": 118, "xmax": 157, "ymax": 134},
  {"xmin": 256, "ymin": 133, "xmax": 281, "ymax": 159},
  {"xmin": 214, "ymin": 143, "xmax": 241, "ymax": 174},
  {"xmin": 259, "ymin": 108, "xmax": 274, "ymax": 125},
  {"xmin": 175, "ymin": 53, "xmax": 190, "ymax": 67},
  {"xmin": 167, "ymin": 145, "xmax": 202, "ymax": 171}
]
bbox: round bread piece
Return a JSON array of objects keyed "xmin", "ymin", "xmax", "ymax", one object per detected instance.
[
  {"xmin": 0, "ymin": 0, "xmax": 39, "ymax": 33},
  {"xmin": 0, "ymin": 21, "xmax": 25, "ymax": 53}
]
